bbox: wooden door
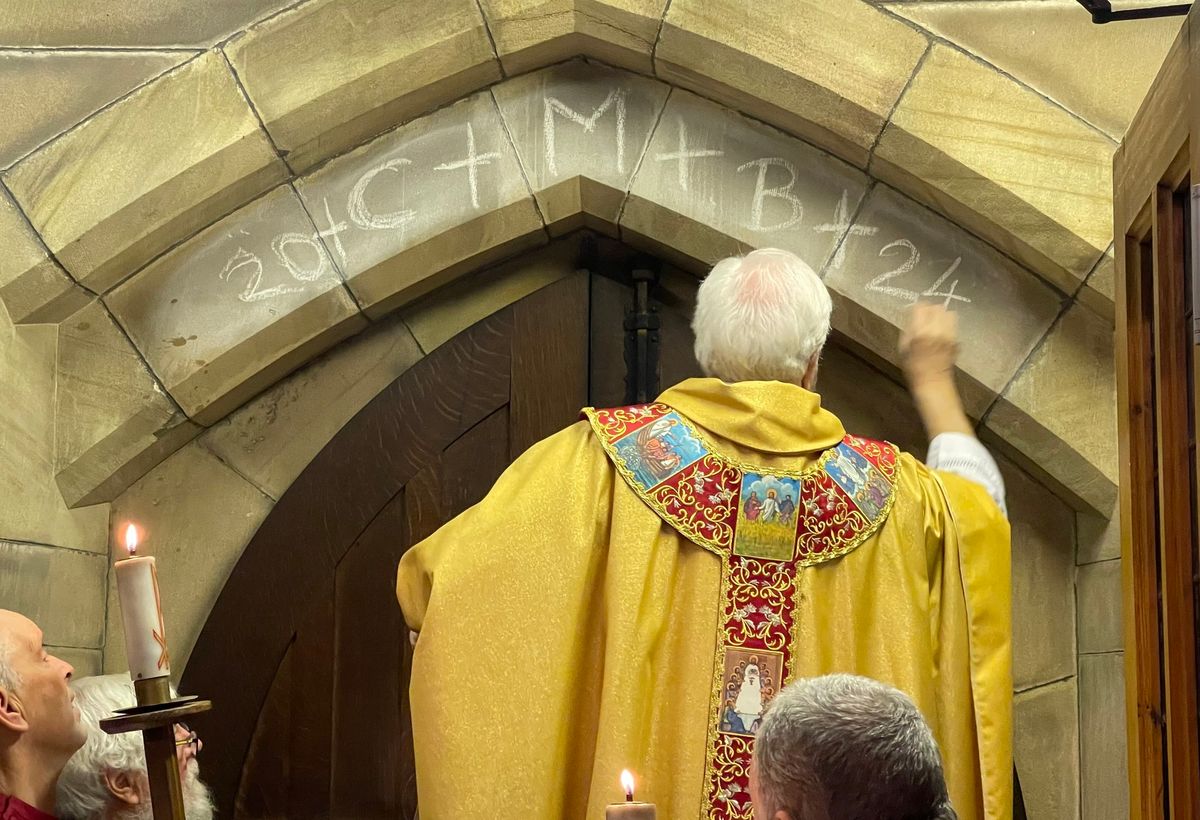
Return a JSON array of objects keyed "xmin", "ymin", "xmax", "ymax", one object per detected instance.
[
  {"xmin": 1114, "ymin": 10, "xmax": 1200, "ymax": 818},
  {"xmin": 181, "ymin": 272, "xmax": 588, "ymax": 818}
]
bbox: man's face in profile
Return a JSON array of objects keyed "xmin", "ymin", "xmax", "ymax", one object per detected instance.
[{"xmin": 0, "ymin": 609, "xmax": 86, "ymax": 754}]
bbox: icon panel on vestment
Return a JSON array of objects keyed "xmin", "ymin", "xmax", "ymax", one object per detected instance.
[
  {"xmin": 825, "ymin": 442, "xmax": 891, "ymax": 520},
  {"xmin": 611, "ymin": 410, "xmax": 707, "ymax": 490},
  {"xmin": 732, "ymin": 473, "xmax": 800, "ymax": 560},
  {"xmin": 717, "ymin": 646, "xmax": 784, "ymax": 737}
]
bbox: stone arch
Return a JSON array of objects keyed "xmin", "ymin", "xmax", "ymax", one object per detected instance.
[{"xmin": 4, "ymin": 4, "xmax": 1114, "ymax": 516}]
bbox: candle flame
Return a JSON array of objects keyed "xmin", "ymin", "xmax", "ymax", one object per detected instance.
[
  {"xmin": 621, "ymin": 769, "xmax": 635, "ymax": 801},
  {"xmin": 123, "ymin": 524, "xmax": 139, "ymax": 556}
]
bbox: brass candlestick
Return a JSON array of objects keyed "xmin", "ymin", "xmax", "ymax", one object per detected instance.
[{"xmin": 99, "ymin": 678, "xmax": 212, "ymax": 820}]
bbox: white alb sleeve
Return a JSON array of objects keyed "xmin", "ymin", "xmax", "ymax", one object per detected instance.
[{"xmin": 925, "ymin": 432, "xmax": 1008, "ymax": 518}]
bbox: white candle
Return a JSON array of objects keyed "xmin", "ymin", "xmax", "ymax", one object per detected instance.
[
  {"xmin": 605, "ymin": 770, "xmax": 656, "ymax": 819},
  {"xmin": 114, "ymin": 524, "xmax": 171, "ymax": 681}
]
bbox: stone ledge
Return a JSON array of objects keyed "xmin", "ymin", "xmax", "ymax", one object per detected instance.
[{"xmin": 54, "ymin": 300, "xmax": 200, "ymax": 509}]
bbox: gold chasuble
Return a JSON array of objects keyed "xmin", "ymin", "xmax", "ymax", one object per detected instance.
[{"xmin": 396, "ymin": 378, "xmax": 1012, "ymax": 820}]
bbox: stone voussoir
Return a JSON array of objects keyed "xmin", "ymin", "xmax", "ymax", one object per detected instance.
[
  {"xmin": 620, "ymin": 89, "xmax": 871, "ymax": 275},
  {"xmin": 54, "ymin": 299, "xmax": 200, "ymax": 509},
  {"xmin": 491, "ymin": 59, "xmax": 670, "ymax": 236},
  {"xmin": 226, "ymin": 0, "xmax": 502, "ymax": 173},
  {"xmin": 827, "ymin": 182, "xmax": 1063, "ymax": 420},
  {"xmin": 873, "ymin": 44, "xmax": 1114, "ymax": 296},
  {"xmin": 655, "ymin": 0, "xmax": 928, "ymax": 168},
  {"xmin": 983, "ymin": 300, "xmax": 1118, "ymax": 514},
  {"xmin": 0, "ymin": 187, "xmax": 90, "ymax": 324},
  {"xmin": 105, "ymin": 184, "xmax": 367, "ymax": 426},
  {"xmin": 479, "ymin": 0, "xmax": 669, "ymax": 76},
  {"xmin": 3, "ymin": 49, "xmax": 288, "ymax": 296},
  {"xmin": 294, "ymin": 91, "xmax": 546, "ymax": 320}
]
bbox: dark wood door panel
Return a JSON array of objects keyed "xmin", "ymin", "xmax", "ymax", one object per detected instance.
[{"xmin": 185, "ymin": 273, "xmax": 592, "ymax": 818}]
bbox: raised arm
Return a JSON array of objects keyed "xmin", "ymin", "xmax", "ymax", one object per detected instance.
[{"xmin": 900, "ymin": 303, "xmax": 1007, "ymax": 516}]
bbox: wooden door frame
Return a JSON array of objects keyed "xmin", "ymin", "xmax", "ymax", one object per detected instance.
[{"xmin": 1114, "ymin": 11, "xmax": 1200, "ymax": 818}]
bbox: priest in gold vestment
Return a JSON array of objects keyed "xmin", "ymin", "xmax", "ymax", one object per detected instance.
[{"xmin": 397, "ymin": 249, "xmax": 1011, "ymax": 820}]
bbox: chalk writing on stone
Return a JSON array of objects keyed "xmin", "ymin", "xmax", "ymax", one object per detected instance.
[
  {"xmin": 218, "ymin": 247, "xmax": 305, "ymax": 304},
  {"xmin": 815, "ymin": 190, "xmax": 878, "ymax": 270},
  {"xmin": 272, "ymin": 232, "xmax": 332, "ymax": 283},
  {"xmin": 543, "ymin": 89, "xmax": 627, "ymax": 177},
  {"xmin": 205, "ymin": 103, "xmax": 986, "ymax": 312},
  {"xmin": 866, "ymin": 240, "xmax": 971, "ymax": 308},
  {"xmin": 653, "ymin": 117, "xmax": 724, "ymax": 192},
  {"xmin": 348, "ymin": 157, "xmax": 418, "ymax": 232},
  {"xmin": 433, "ymin": 123, "xmax": 501, "ymax": 210},
  {"xmin": 920, "ymin": 256, "xmax": 971, "ymax": 308},
  {"xmin": 315, "ymin": 198, "xmax": 350, "ymax": 269},
  {"xmin": 737, "ymin": 157, "xmax": 804, "ymax": 233},
  {"xmin": 866, "ymin": 239, "xmax": 920, "ymax": 300}
]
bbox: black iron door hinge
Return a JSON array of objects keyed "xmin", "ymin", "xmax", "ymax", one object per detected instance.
[{"xmin": 624, "ymin": 264, "xmax": 662, "ymax": 404}]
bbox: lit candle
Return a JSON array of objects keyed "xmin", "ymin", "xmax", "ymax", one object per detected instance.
[
  {"xmin": 114, "ymin": 524, "xmax": 171, "ymax": 681},
  {"xmin": 605, "ymin": 770, "xmax": 656, "ymax": 819}
]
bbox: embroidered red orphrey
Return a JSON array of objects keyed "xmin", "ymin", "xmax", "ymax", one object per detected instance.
[{"xmin": 584, "ymin": 403, "xmax": 899, "ymax": 820}]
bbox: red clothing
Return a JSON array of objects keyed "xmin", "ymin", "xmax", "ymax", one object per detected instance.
[{"xmin": 0, "ymin": 795, "xmax": 55, "ymax": 820}]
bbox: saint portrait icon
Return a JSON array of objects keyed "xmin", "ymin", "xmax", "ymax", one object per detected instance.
[{"xmin": 718, "ymin": 647, "xmax": 783, "ymax": 736}]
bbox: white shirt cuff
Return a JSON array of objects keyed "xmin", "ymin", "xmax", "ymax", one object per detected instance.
[{"xmin": 926, "ymin": 432, "xmax": 1008, "ymax": 518}]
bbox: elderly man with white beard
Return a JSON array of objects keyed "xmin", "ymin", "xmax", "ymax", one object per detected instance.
[{"xmin": 56, "ymin": 676, "xmax": 213, "ymax": 820}]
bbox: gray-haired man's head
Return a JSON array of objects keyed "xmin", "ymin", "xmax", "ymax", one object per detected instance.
[{"xmin": 750, "ymin": 673, "xmax": 955, "ymax": 820}]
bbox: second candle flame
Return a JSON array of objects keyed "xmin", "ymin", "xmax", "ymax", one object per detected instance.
[
  {"xmin": 124, "ymin": 524, "xmax": 139, "ymax": 556},
  {"xmin": 621, "ymin": 769, "xmax": 635, "ymax": 802}
]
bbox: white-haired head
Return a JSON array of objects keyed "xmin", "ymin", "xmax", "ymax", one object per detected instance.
[
  {"xmin": 692, "ymin": 248, "xmax": 832, "ymax": 388},
  {"xmin": 57, "ymin": 674, "xmax": 213, "ymax": 820},
  {"xmin": 751, "ymin": 674, "xmax": 955, "ymax": 820}
]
